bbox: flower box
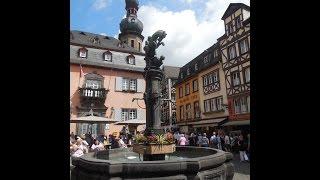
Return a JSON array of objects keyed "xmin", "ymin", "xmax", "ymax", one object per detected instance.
[{"xmin": 132, "ymin": 143, "xmax": 176, "ymax": 155}]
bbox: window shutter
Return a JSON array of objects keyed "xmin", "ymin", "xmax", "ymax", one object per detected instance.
[
  {"xmin": 137, "ymin": 109, "xmax": 146, "ymax": 121},
  {"xmin": 137, "ymin": 79, "xmax": 145, "ymax": 93},
  {"xmin": 114, "ymin": 109, "xmax": 122, "ymax": 121},
  {"xmin": 115, "ymin": 77, "xmax": 123, "ymax": 91}
]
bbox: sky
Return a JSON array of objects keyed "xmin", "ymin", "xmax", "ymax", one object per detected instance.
[{"xmin": 71, "ymin": 0, "xmax": 250, "ymax": 67}]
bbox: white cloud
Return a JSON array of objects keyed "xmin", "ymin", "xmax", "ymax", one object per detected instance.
[
  {"xmin": 137, "ymin": 0, "xmax": 250, "ymax": 67},
  {"xmin": 179, "ymin": 0, "xmax": 195, "ymax": 4},
  {"xmin": 100, "ymin": 33, "xmax": 107, "ymax": 36},
  {"xmin": 92, "ymin": 0, "xmax": 109, "ymax": 10}
]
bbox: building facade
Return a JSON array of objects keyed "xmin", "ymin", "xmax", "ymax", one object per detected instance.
[
  {"xmin": 160, "ymin": 66, "xmax": 180, "ymax": 130},
  {"xmin": 70, "ymin": 0, "xmax": 147, "ymax": 137},
  {"xmin": 175, "ymin": 44, "xmax": 220, "ymax": 133},
  {"xmin": 174, "ymin": 3, "xmax": 250, "ymax": 134},
  {"xmin": 197, "ymin": 44, "xmax": 229, "ymax": 134},
  {"xmin": 218, "ymin": 3, "xmax": 250, "ymax": 133}
]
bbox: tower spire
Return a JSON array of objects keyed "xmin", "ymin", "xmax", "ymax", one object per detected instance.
[{"xmin": 119, "ymin": 0, "xmax": 144, "ymax": 52}]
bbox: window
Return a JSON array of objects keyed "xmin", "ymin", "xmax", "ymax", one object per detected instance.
[
  {"xmin": 235, "ymin": 16, "xmax": 242, "ymax": 29},
  {"xmin": 186, "ymin": 104, "xmax": 192, "ymax": 119},
  {"xmin": 204, "ymin": 96, "xmax": 223, "ymax": 113},
  {"xmin": 179, "ymin": 87, "xmax": 183, "ymax": 98},
  {"xmin": 228, "ymin": 45, "xmax": 236, "ymax": 59},
  {"xmin": 195, "ymin": 63, "xmax": 198, "ymax": 71},
  {"xmin": 240, "ymin": 97, "xmax": 247, "ymax": 113},
  {"xmin": 234, "ymin": 96, "xmax": 249, "ymax": 114},
  {"xmin": 185, "ymin": 83, "xmax": 190, "ymax": 95},
  {"xmin": 180, "ymin": 72, "xmax": 183, "ymax": 79},
  {"xmin": 131, "ymin": 40, "xmax": 134, "ymax": 48},
  {"xmin": 127, "ymin": 55, "xmax": 135, "ymax": 65},
  {"xmin": 212, "ymin": 71, "xmax": 218, "ymax": 82},
  {"xmin": 208, "ymin": 74, "xmax": 213, "ymax": 84},
  {"xmin": 187, "ymin": 68, "xmax": 190, "ymax": 75},
  {"xmin": 244, "ymin": 67, "xmax": 250, "ymax": 83},
  {"xmin": 180, "ymin": 106, "xmax": 184, "ymax": 120},
  {"xmin": 138, "ymin": 42, "xmax": 141, "ymax": 51},
  {"xmin": 204, "ymin": 55, "xmax": 209, "ymax": 64},
  {"xmin": 122, "ymin": 78, "xmax": 137, "ymax": 92},
  {"xmin": 121, "ymin": 109, "xmax": 137, "ymax": 121},
  {"xmin": 204, "ymin": 100, "xmax": 210, "ymax": 113},
  {"xmin": 216, "ymin": 96, "xmax": 223, "ymax": 110},
  {"xmin": 210, "ymin": 98, "xmax": 216, "ymax": 112},
  {"xmin": 234, "ymin": 99, "xmax": 241, "ymax": 114},
  {"xmin": 79, "ymin": 48, "xmax": 87, "ymax": 58},
  {"xmin": 214, "ymin": 49, "xmax": 218, "ymax": 58},
  {"xmin": 239, "ymin": 38, "xmax": 249, "ymax": 54},
  {"xmin": 226, "ymin": 23, "xmax": 234, "ymax": 34},
  {"xmin": 193, "ymin": 80, "xmax": 198, "ymax": 92},
  {"xmin": 194, "ymin": 101, "xmax": 200, "ymax": 118},
  {"xmin": 85, "ymin": 79, "xmax": 101, "ymax": 89},
  {"xmin": 103, "ymin": 51, "xmax": 112, "ymax": 62},
  {"xmin": 203, "ymin": 71, "xmax": 219, "ymax": 86},
  {"xmin": 203, "ymin": 76, "xmax": 208, "ymax": 86},
  {"xmin": 231, "ymin": 71, "xmax": 241, "ymax": 86},
  {"xmin": 129, "ymin": 79, "xmax": 137, "ymax": 91}
]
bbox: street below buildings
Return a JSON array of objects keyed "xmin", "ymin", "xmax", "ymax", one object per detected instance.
[{"xmin": 231, "ymin": 153, "xmax": 250, "ymax": 180}]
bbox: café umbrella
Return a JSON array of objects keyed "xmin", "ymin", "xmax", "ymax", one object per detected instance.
[{"xmin": 70, "ymin": 109, "xmax": 118, "ymax": 134}]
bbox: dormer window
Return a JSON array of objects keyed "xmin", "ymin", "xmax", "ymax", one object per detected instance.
[
  {"xmin": 235, "ymin": 16, "xmax": 242, "ymax": 29},
  {"xmin": 195, "ymin": 63, "xmax": 198, "ymax": 71},
  {"xmin": 214, "ymin": 49, "xmax": 218, "ymax": 58},
  {"xmin": 78, "ymin": 47, "xmax": 88, "ymax": 58},
  {"xmin": 127, "ymin": 55, "xmax": 135, "ymax": 65},
  {"xmin": 187, "ymin": 68, "xmax": 190, "ymax": 75},
  {"xmin": 103, "ymin": 51, "xmax": 112, "ymax": 62},
  {"xmin": 204, "ymin": 55, "xmax": 209, "ymax": 64}
]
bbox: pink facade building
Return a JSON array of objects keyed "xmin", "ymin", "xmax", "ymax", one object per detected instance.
[{"xmin": 70, "ymin": 0, "xmax": 146, "ymax": 137}]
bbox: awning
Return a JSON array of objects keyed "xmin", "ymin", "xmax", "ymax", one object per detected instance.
[
  {"xmin": 221, "ymin": 120, "xmax": 250, "ymax": 126},
  {"xmin": 177, "ymin": 118, "xmax": 226, "ymax": 126},
  {"xmin": 114, "ymin": 119, "xmax": 146, "ymax": 125},
  {"xmin": 70, "ymin": 115, "xmax": 118, "ymax": 124}
]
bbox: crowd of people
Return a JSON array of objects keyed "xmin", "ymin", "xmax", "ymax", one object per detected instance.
[
  {"xmin": 172, "ymin": 129, "xmax": 250, "ymax": 163},
  {"xmin": 69, "ymin": 130, "xmax": 134, "ymax": 158},
  {"xmin": 70, "ymin": 128, "xmax": 250, "ymax": 163}
]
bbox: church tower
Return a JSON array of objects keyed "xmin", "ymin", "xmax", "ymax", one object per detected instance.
[{"xmin": 119, "ymin": 0, "xmax": 144, "ymax": 52}]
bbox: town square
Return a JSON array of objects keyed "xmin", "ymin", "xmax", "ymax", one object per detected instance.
[{"xmin": 70, "ymin": 0, "xmax": 250, "ymax": 179}]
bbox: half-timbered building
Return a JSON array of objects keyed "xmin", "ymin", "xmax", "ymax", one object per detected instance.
[{"xmin": 218, "ymin": 3, "xmax": 250, "ymax": 133}]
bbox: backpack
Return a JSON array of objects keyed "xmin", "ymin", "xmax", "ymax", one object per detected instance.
[
  {"xmin": 211, "ymin": 136, "xmax": 218, "ymax": 145},
  {"xmin": 202, "ymin": 137, "xmax": 209, "ymax": 145}
]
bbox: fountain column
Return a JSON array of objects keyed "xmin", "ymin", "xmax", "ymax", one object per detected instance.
[{"xmin": 142, "ymin": 30, "xmax": 167, "ymax": 161}]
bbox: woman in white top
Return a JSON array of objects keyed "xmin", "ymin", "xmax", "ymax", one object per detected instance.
[
  {"xmin": 91, "ymin": 139, "xmax": 105, "ymax": 152},
  {"xmin": 71, "ymin": 138, "xmax": 87, "ymax": 157}
]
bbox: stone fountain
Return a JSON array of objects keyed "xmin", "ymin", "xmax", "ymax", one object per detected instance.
[{"xmin": 71, "ymin": 31, "xmax": 235, "ymax": 180}]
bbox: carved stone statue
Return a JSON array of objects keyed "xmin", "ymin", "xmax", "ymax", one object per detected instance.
[
  {"xmin": 144, "ymin": 30, "xmax": 167, "ymax": 69},
  {"xmin": 143, "ymin": 30, "xmax": 167, "ymax": 136}
]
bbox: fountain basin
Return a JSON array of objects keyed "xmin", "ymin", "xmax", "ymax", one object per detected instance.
[{"xmin": 71, "ymin": 146, "xmax": 234, "ymax": 180}]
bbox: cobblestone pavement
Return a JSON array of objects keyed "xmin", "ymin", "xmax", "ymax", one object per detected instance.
[{"xmin": 231, "ymin": 153, "xmax": 250, "ymax": 180}]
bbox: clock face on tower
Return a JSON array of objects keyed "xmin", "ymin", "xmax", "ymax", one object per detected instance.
[{"xmin": 130, "ymin": 18, "xmax": 136, "ymax": 22}]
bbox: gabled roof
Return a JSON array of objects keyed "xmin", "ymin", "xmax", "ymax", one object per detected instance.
[
  {"xmin": 70, "ymin": 30, "xmax": 144, "ymax": 55},
  {"xmin": 162, "ymin": 65, "xmax": 181, "ymax": 79},
  {"xmin": 221, "ymin": 3, "xmax": 250, "ymax": 20}
]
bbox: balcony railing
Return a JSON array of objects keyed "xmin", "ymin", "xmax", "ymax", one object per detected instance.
[{"xmin": 79, "ymin": 88, "xmax": 107, "ymax": 104}]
